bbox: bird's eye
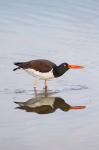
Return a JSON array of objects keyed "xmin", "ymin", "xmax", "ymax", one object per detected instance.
[{"xmin": 64, "ymin": 64, "xmax": 68, "ymax": 67}]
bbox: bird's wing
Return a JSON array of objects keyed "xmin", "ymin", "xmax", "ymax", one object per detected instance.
[{"xmin": 14, "ymin": 59, "xmax": 56, "ymax": 73}]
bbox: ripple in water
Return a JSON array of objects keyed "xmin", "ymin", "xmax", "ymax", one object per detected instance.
[{"xmin": 62, "ymin": 85, "xmax": 88, "ymax": 91}]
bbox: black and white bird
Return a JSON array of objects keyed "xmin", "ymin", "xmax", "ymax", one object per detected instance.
[
  {"xmin": 13, "ymin": 59, "xmax": 84, "ymax": 88},
  {"xmin": 15, "ymin": 96, "xmax": 86, "ymax": 114}
]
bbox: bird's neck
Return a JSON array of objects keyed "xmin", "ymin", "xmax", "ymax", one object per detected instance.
[
  {"xmin": 54, "ymin": 97, "xmax": 70, "ymax": 111},
  {"xmin": 53, "ymin": 65, "xmax": 69, "ymax": 78}
]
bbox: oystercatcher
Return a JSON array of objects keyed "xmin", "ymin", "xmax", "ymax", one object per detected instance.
[
  {"xmin": 14, "ymin": 96, "xmax": 86, "ymax": 114},
  {"xmin": 13, "ymin": 59, "xmax": 84, "ymax": 88}
]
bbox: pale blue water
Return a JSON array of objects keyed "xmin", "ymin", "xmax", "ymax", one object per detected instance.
[{"xmin": 0, "ymin": 0, "xmax": 99, "ymax": 150}]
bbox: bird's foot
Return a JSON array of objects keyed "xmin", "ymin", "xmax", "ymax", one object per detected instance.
[
  {"xmin": 34, "ymin": 86, "xmax": 37, "ymax": 97},
  {"xmin": 43, "ymin": 86, "xmax": 48, "ymax": 97}
]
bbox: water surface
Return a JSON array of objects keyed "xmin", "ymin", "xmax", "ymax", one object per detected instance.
[{"xmin": 0, "ymin": 0, "xmax": 99, "ymax": 150}]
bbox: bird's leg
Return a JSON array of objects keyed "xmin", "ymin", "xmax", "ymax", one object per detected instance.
[
  {"xmin": 34, "ymin": 80, "xmax": 37, "ymax": 88},
  {"xmin": 34, "ymin": 80, "xmax": 37, "ymax": 96},
  {"xmin": 44, "ymin": 80, "xmax": 48, "ymax": 97},
  {"xmin": 44, "ymin": 88, "xmax": 48, "ymax": 97},
  {"xmin": 44, "ymin": 80, "xmax": 47, "ymax": 89}
]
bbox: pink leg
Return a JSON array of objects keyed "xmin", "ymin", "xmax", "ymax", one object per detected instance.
[
  {"xmin": 34, "ymin": 80, "xmax": 37, "ymax": 88},
  {"xmin": 44, "ymin": 80, "xmax": 48, "ymax": 96},
  {"xmin": 34, "ymin": 80, "xmax": 37, "ymax": 96},
  {"xmin": 44, "ymin": 80, "xmax": 47, "ymax": 89}
]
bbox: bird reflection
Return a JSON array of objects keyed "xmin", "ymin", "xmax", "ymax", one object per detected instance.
[{"xmin": 14, "ymin": 96, "xmax": 86, "ymax": 114}]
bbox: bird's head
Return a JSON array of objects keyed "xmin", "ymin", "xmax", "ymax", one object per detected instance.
[
  {"xmin": 62, "ymin": 63, "xmax": 84, "ymax": 70},
  {"xmin": 53, "ymin": 62, "xmax": 84, "ymax": 78}
]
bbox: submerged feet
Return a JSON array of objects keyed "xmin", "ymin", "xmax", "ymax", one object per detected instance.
[
  {"xmin": 44, "ymin": 80, "xmax": 47, "ymax": 89},
  {"xmin": 33, "ymin": 80, "xmax": 48, "ymax": 97}
]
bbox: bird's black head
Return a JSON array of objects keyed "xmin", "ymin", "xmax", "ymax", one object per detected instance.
[
  {"xmin": 59, "ymin": 62, "xmax": 84, "ymax": 70},
  {"xmin": 58, "ymin": 63, "xmax": 70, "ymax": 73},
  {"xmin": 59, "ymin": 63, "xmax": 69, "ymax": 70},
  {"xmin": 53, "ymin": 63, "xmax": 69, "ymax": 77},
  {"xmin": 53, "ymin": 62, "xmax": 84, "ymax": 78}
]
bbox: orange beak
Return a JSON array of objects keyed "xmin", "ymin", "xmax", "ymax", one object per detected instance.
[
  {"xmin": 70, "ymin": 106, "xmax": 86, "ymax": 110},
  {"xmin": 68, "ymin": 64, "xmax": 84, "ymax": 69}
]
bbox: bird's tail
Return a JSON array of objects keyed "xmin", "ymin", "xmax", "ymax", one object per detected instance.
[
  {"xmin": 13, "ymin": 67, "xmax": 20, "ymax": 71},
  {"xmin": 14, "ymin": 62, "xmax": 23, "ymax": 66},
  {"xmin": 14, "ymin": 101, "xmax": 24, "ymax": 106},
  {"xmin": 13, "ymin": 62, "xmax": 23, "ymax": 71}
]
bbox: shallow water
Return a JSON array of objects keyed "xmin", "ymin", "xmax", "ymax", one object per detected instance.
[{"xmin": 0, "ymin": 0, "xmax": 99, "ymax": 150}]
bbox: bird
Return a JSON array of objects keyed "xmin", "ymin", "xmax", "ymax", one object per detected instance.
[
  {"xmin": 13, "ymin": 59, "xmax": 84, "ymax": 89},
  {"xmin": 14, "ymin": 96, "xmax": 86, "ymax": 114}
]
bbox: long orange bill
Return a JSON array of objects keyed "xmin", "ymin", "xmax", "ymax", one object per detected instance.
[
  {"xmin": 68, "ymin": 64, "xmax": 84, "ymax": 69},
  {"xmin": 70, "ymin": 106, "xmax": 86, "ymax": 110}
]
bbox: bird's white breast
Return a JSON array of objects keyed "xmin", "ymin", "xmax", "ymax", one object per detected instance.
[
  {"xmin": 27, "ymin": 97, "xmax": 55, "ymax": 108},
  {"xmin": 25, "ymin": 68, "xmax": 54, "ymax": 80}
]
